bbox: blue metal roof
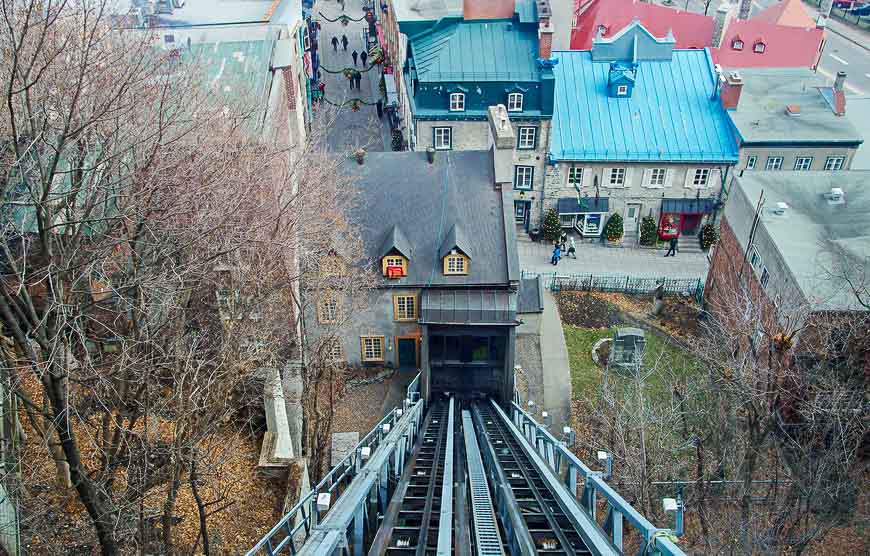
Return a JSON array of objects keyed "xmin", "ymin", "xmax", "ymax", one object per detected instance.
[
  {"xmin": 662, "ymin": 198, "xmax": 716, "ymax": 214},
  {"xmin": 550, "ymin": 49, "xmax": 739, "ymax": 163},
  {"xmin": 557, "ymin": 197, "xmax": 610, "ymax": 214},
  {"xmin": 410, "ymin": 18, "xmax": 540, "ymax": 83}
]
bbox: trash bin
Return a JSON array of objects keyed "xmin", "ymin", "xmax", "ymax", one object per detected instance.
[{"xmin": 529, "ymin": 228, "xmax": 540, "ymax": 242}]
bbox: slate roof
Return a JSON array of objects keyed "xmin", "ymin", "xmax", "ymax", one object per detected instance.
[
  {"xmin": 379, "ymin": 225, "xmax": 413, "ymax": 259},
  {"xmin": 726, "ymin": 68, "xmax": 863, "ymax": 145},
  {"xmin": 517, "ymin": 276, "xmax": 544, "ymax": 314},
  {"xmin": 409, "ymin": 18, "xmax": 540, "ymax": 82},
  {"xmin": 345, "ymin": 151, "xmax": 518, "ymax": 288},
  {"xmin": 439, "ymin": 224, "xmax": 472, "ymax": 259},
  {"xmin": 550, "ymin": 49, "xmax": 738, "ymax": 162},
  {"xmin": 729, "ymin": 171, "xmax": 870, "ymax": 311}
]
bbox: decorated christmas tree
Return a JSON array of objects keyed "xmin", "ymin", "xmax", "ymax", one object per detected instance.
[
  {"xmin": 700, "ymin": 222, "xmax": 719, "ymax": 250},
  {"xmin": 604, "ymin": 213, "xmax": 624, "ymax": 242},
  {"xmin": 542, "ymin": 208, "xmax": 561, "ymax": 243},
  {"xmin": 639, "ymin": 215, "xmax": 657, "ymax": 246}
]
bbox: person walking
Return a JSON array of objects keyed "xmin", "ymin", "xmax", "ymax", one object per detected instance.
[
  {"xmin": 567, "ymin": 236, "xmax": 577, "ymax": 259},
  {"xmin": 353, "ymin": 71, "xmax": 362, "ymax": 90},
  {"xmin": 560, "ymin": 230, "xmax": 568, "ymax": 250},
  {"xmin": 318, "ymin": 81, "xmax": 326, "ymax": 96},
  {"xmin": 351, "ymin": 50, "xmax": 358, "ymax": 66},
  {"xmin": 341, "ymin": 34, "xmax": 349, "ymax": 51},
  {"xmin": 551, "ymin": 244, "xmax": 562, "ymax": 266},
  {"xmin": 664, "ymin": 236, "xmax": 678, "ymax": 257},
  {"xmin": 331, "ymin": 36, "xmax": 338, "ymax": 51},
  {"xmin": 360, "ymin": 50, "xmax": 368, "ymax": 66},
  {"xmin": 348, "ymin": 73, "xmax": 355, "ymax": 90}
]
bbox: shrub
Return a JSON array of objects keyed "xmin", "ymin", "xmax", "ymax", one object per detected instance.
[
  {"xmin": 640, "ymin": 215, "xmax": 657, "ymax": 246},
  {"xmin": 604, "ymin": 213, "xmax": 624, "ymax": 242},
  {"xmin": 700, "ymin": 222, "xmax": 719, "ymax": 250},
  {"xmin": 542, "ymin": 208, "xmax": 562, "ymax": 243}
]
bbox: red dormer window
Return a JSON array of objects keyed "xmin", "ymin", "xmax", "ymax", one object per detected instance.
[
  {"xmin": 732, "ymin": 38, "xmax": 744, "ymax": 50},
  {"xmin": 753, "ymin": 41, "xmax": 766, "ymax": 53}
]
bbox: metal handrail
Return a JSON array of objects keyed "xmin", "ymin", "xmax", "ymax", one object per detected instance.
[
  {"xmin": 511, "ymin": 403, "xmax": 686, "ymax": 556},
  {"xmin": 406, "ymin": 371, "xmax": 421, "ymax": 404}
]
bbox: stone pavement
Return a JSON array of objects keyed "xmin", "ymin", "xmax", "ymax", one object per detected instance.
[
  {"xmin": 517, "ymin": 233, "xmax": 710, "ymax": 278},
  {"xmin": 314, "ymin": 0, "xmax": 391, "ymax": 153}
]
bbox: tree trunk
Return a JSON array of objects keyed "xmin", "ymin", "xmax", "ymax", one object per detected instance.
[
  {"xmin": 189, "ymin": 458, "xmax": 210, "ymax": 555},
  {"xmin": 162, "ymin": 464, "xmax": 182, "ymax": 555}
]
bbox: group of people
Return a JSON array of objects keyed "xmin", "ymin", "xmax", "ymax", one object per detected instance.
[
  {"xmin": 551, "ymin": 232, "xmax": 577, "ymax": 266},
  {"xmin": 330, "ymin": 36, "xmax": 369, "ymax": 66}
]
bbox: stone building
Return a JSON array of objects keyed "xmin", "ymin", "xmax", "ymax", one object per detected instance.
[{"xmin": 548, "ymin": 22, "xmax": 738, "ymax": 243}]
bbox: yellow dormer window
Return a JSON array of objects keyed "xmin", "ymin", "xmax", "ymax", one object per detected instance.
[
  {"xmin": 443, "ymin": 253, "xmax": 468, "ymax": 275},
  {"xmin": 382, "ymin": 255, "xmax": 407, "ymax": 277}
]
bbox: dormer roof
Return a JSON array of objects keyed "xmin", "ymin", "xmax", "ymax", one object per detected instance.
[
  {"xmin": 379, "ymin": 225, "xmax": 413, "ymax": 259},
  {"xmin": 439, "ymin": 224, "xmax": 472, "ymax": 259}
]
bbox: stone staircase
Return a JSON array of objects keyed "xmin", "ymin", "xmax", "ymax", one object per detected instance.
[{"xmin": 678, "ymin": 234, "xmax": 703, "ymax": 254}]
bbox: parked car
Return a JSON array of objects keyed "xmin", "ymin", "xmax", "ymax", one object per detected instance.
[{"xmin": 833, "ymin": 0, "xmax": 865, "ymax": 8}]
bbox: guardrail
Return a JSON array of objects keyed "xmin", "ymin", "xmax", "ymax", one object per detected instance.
[
  {"xmin": 510, "ymin": 403, "xmax": 686, "ymax": 556},
  {"xmin": 522, "ymin": 270, "xmax": 704, "ymax": 300},
  {"xmin": 247, "ymin": 373, "xmax": 423, "ymax": 556}
]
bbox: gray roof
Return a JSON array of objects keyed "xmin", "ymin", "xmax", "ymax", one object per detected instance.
[
  {"xmin": 731, "ymin": 171, "xmax": 870, "ymax": 311},
  {"xmin": 379, "ymin": 225, "xmax": 414, "ymax": 259},
  {"xmin": 420, "ymin": 289, "xmax": 518, "ymax": 325},
  {"xmin": 726, "ymin": 68, "xmax": 863, "ymax": 145},
  {"xmin": 845, "ymin": 96, "xmax": 870, "ymax": 170},
  {"xmin": 438, "ymin": 224, "xmax": 472, "ymax": 259},
  {"xmin": 517, "ymin": 277, "xmax": 544, "ymax": 314},
  {"xmin": 346, "ymin": 151, "xmax": 518, "ymax": 288}
]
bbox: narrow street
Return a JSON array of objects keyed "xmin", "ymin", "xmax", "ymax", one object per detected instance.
[{"xmin": 314, "ymin": 0, "xmax": 391, "ymax": 152}]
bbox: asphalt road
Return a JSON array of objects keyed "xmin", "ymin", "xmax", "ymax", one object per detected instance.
[{"xmin": 657, "ymin": 0, "xmax": 870, "ymax": 94}]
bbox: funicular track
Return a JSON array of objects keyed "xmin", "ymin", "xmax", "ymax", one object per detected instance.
[
  {"xmin": 472, "ymin": 401, "xmax": 594, "ymax": 555},
  {"xmin": 370, "ymin": 398, "xmax": 453, "ymax": 555}
]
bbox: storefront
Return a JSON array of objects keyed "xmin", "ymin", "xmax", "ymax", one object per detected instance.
[
  {"xmin": 658, "ymin": 198, "xmax": 716, "ymax": 240},
  {"xmin": 557, "ymin": 197, "xmax": 609, "ymax": 237}
]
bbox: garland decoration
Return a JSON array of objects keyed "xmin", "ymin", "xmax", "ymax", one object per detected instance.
[
  {"xmin": 318, "ymin": 12, "xmax": 366, "ymax": 24},
  {"xmin": 321, "ymin": 96, "xmax": 380, "ymax": 108},
  {"xmin": 320, "ymin": 63, "xmax": 377, "ymax": 75}
]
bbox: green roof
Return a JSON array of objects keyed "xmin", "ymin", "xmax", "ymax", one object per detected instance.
[
  {"xmin": 187, "ymin": 39, "xmax": 275, "ymax": 108},
  {"xmin": 410, "ymin": 18, "xmax": 540, "ymax": 83}
]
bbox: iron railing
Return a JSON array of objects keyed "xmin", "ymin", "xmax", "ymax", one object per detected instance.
[{"xmin": 522, "ymin": 270, "xmax": 704, "ymax": 302}]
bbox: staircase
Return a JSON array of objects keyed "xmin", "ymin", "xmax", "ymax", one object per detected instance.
[{"xmin": 678, "ymin": 234, "xmax": 703, "ymax": 254}]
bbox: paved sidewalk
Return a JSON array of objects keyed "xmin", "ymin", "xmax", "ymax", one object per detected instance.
[
  {"xmin": 315, "ymin": 0, "xmax": 390, "ymax": 153},
  {"xmin": 517, "ymin": 235, "xmax": 710, "ymax": 278}
]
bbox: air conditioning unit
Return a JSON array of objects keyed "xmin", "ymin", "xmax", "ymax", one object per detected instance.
[
  {"xmin": 826, "ymin": 187, "xmax": 845, "ymax": 204},
  {"xmin": 386, "ymin": 265, "xmax": 404, "ymax": 278}
]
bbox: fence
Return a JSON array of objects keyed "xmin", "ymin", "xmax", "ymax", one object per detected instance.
[{"xmin": 522, "ymin": 270, "xmax": 704, "ymax": 301}]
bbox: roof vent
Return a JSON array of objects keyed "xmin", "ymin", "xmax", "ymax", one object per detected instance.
[
  {"xmin": 785, "ymin": 104, "xmax": 801, "ymax": 116},
  {"xmin": 772, "ymin": 202, "xmax": 789, "ymax": 215},
  {"xmin": 826, "ymin": 187, "xmax": 845, "ymax": 204}
]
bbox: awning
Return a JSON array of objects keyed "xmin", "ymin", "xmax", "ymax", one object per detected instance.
[
  {"xmin": 557, "ymin": 197, "xmax": 609, "ymax": 214},
  {"xmin": 384, "ymin": 73, "xmax": 398, "ymax": 107},
  {"xmin": 662, "ymin": 198, "xmax": 716, "ymax": 215},
  {"xmin": 420, "ymin": 290, "xmax": 518, "ymax": 326}
]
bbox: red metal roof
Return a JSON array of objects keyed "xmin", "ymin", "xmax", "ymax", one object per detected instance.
[
  {"xmin": 752, "ymin": 0, "xmax": 817, "ymax": 28},
  {"xmin": 711, "ymin": 20, "xmax": 824, "ymax": 69},
  {"xmin": 463, "ymin": 0, "xmax": 516, "ymax": 20},
  {"xmin": 570, "ymin": 0, "xmax": 713, "ymax": 50}
]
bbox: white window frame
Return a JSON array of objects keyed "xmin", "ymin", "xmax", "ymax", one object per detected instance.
[
  {"xmin": 507, "ymin": 92, "xmax": 523, "ymax": 112},
  {"xmin": 692, "ymin": 168, "xmax": 711, "ymax": 188},
  {"xmin": 567, "ymin": 167, "xmax": 583, "ymax": 187},
  {"xmin": 517, "ymin": 126, "xmax": 536, "ymax": 149},
  {"xmin": 732, "ymin": 39, "xmax": 744, "ymax": 50},
  {"xmin": 824, "ymin": 156, "xmax": 845, "ymax": 170},
  {"xmin": 616, "ymin": 85, "xmax": 628, "ymax": 96},
  {"xmin": 748, "ymin": 245, "xmax": 762, "ymax": 269},
  {"xmin": 794, "ymin": 156, "xmax": 813, "ymax": 171},
  {"xmin": 760, "ymin": 266, "xmax": 771, "ymax": 288},
  {"xmin": 434, "ymin": 127, "xmax": 452, "ymax": 150},
  {"xmin": 765, "ymin": 156, "xmax": 783, "ymax": 170},
  {"xmin": 647, "ymin": 168, "xmax": 667, "ymax": 188},
  {"xmin": 514, "ymin": 165, "xmax": 534, "ymax": 190},
  {"xmin": 445, "ymin": 254, "xmax": 467, "ymax": 275},
  {"xmin": 754, "ymin": 42, "xmax": 766, "ymax": 53},
  {"xmin": 361, "ymin": 336, "xmax": 385, "ymax": 362},
  {"xmin": 576, "ymin": 213, "xmax": 604, "ymax": 236},
  {"xmin": 746, "ymin": 155, "xmax": 757, "ymax": 170},
  {"xmin": 449, "ymin": 92, "xmax": 465, "ymax": 112},
  {"xmin": 608, "ymin": 167, "xmax": 626, "ymax": 187}
]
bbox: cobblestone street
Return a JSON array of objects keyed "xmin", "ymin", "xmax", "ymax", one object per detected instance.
[{"xmin": 314, "ymin": 0, "xmax": 391, "ymax": 152}]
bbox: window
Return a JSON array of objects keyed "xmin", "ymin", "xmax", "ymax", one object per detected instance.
[
  {"xmin": 327, "ymin": 338, "xmax": 343, "ymax": 361},
  {"xmin": 559, "ymin": 214, "xmax": 575, "ymax": 227},
  {"xmin": 692, "ymin": 168, "xmax": 711, "ymax": 188},
  {"xmin": 753, "ymin": 41, "xmax": 766, "ymax": 53},
  {"xmin": 434, "ymin": 127, "xmax": 452, "ymax": 150},
  {"xmin": 393, "ymin": 294, "xmax": 418, "ymax": 321},
  {"xmin": 647, "ymin": 168, "xmax": 666, "ymax": 188},
  {"xmin": 164, "ymin": 34, "xmax": 175, "ymax": 44},
  {"xmin": 576, "ymin": 213, "xmax": 603, "ymax": 236},
  {"xmin": 517, "ymin": 127, "xmax": 537, "ymax": 149},
  {"xmin": 382, "ymin": 255, "xmax": 407, "ymax": 277},
  {"xmin": 360, "ymin": 336, "xmax": 385, "ymax": 362},
  {"xmin": 732, "ymin": 39, "xmax": 744, "ymax": 50},
  {"xmin": 514, "ymin": 166, "xmax": 534, "ymax": 189},
  {"xmin": 507, "ymin": 93, "xmax": 523, "ymax": 112},
  {"xmin": 824, "ymin": 156, "xmax": 845, "ymax": 171},
  {"xmin": 794, "ymin": 156, "xmax": 813, "ymax": 171},
  {"xmin": 748, "ymin": 245, "xmax": 762, "ymax": 269},
  {"xmin": 444, "ymin": 254, "xmax": 468, "ymax": 275},
  {"xmin": 449, "ymin": 92, "xmax": 465, "ymax": 112},
  {"xmin": 514, "ymin": 201, "xmax": 527, "ymax": 221},
  {"xmin": 746, "ymin": 155, "xmax": 757, "ymax": 170},
  {"xmin": 608, "ymin": 168, "xmax": 626, "ymax": 187},
  {"xmin": 616, "ymin": 85, "xmax": 628, "ymax": 96},
  {"xmin": 318, "ymin": 295, "xmax": 339, "ymax": 323},
  {"xmin": 568, "ymin": 167, "xmax": 583, "ymax": 187},
  {"xmin": 765, "ymin": 156, "xmax": 783, "ymax": 170},
  {"xmin": 760, "ymin": 266, "xmax": 771, "ymax": 288}
]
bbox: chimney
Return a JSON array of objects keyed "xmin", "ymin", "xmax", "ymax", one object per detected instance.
[
  {"xmin": 487, "ymin": 105, "xmax": 516, "ymax": 186},
  {"xmin": 712, "ymin": 4, "xmax": 733, "ymax": 48},
  {"xmin": 537, "ymin": 0, "xmax": 554, "ymax": 59},
  {"xmin": 738, "ymin": 0, "xmax": 751, "ymax": 20},
  {"xmin": 833, "ymin": 71, "xmax": 847, "ymax": 115},
  {"xmin": 720, "ymin": 70, "xmax": 743, "ymax": 110},
  {"xmin": 835, "ymin": 70, "xmax": 846, "ymax": 91},
  {"xmin": 820, "ymin": 0, "xmax": 834, "ymax": 18}
]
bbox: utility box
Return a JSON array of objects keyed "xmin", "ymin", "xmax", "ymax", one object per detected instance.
[{"xmin": 612, "ymin": 327, "xmax": 646, "ymax": 368}]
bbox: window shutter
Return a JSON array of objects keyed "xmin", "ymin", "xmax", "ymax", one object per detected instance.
[
  {"xmin": 624, "ymin": 167, "xmax": 633, "ymax": 188},
  {"xmin": 683, "ymin": 168, "xmax": 695, "ymax": 188},
  {"xmin": 709, "ymin": 168, "xmax": 722, "ymax": 190},
  {"xmin": 583, "ymin": 167, "xmax": 592, "ymax": 188},
  {"xmin": 603, "ymin": 167, "xmax": 612, "ymax": 186},
  {"xmin": 642, "ymin": 168, "xmax": 651, "ymax": 187},
  {"xmin": 664, "ymin": 168, "xmax": 674, "ymax": 188}
]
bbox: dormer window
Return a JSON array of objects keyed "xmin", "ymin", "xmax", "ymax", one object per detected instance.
[
  {"xmin": 507, "ymin": 93, "xmax": 523, "ymax": 112},
  {"xmin": 732, "ymin": 39, "xmax": 744, "ymax": 50},
  {"xmin": 439, "ymin": 224, "xmax": 471, "ymax": 276},
  {"xmin": 616, "ymin": 85, "xmax": 628, "ymax": 96},
  {"xmin": 382, "ymin": 255, "xmax": 407, "ymax": 278},
  {"xmin": 753, "ymin": 41, "xmax": 765, "ymax": 53},
  {"xmin": 444, "ymin": 252, "xmax": 468, "ymax": 275},
  {"xmin": 449, "ymin": 92, "xmax": 465, "ymax": 112}
]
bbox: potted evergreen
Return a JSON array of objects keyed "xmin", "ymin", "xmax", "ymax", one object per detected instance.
[
  {"xmin": 542, "ymin": 208, "xmax": 561, "ymax": 243},
  {"xmin": 604, "ymin": 213, "xmax": 624, "ymax": 246},
  {"xmin": 639, "ymin": 215, "xmax": 657, "ymax": 246},
  {"xmin": 700, "ymin": 222, "xmax": 719, "ymax": 251}
]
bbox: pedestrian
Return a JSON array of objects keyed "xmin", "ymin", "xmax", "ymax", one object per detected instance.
[
  {"xmin": 318, "ymin": 81, "xmax": 326, "ymax": 96},
  {"xmin": 340, "ymin": 0, "xmax": 345, "ymax": 11},
  {"xmin": 376, "ymin": 99, "xmax": 383, "ymax": 118},
  {"xmin": 567, "ymin": 236, "xmax": 576, "ymax": 259},
  {"xmin": 551, "ymin": 244, "xmax": 562, "ymax": 266},
  {"xmin": 360, "ymin": 50, "xmax": 368, "ymax": 66},
  {"xmin": 351, "ymin": 50, "xmax": 358, "ymax": 66},
  {"xmin": 354, "ymin": 72, "xmax": 362, "ymax": 90},
  {"xmin": 664, "ymin": 236, "xmax": 678, "ymax": 257},
  {"xmin": 331, "ymin": 36, "xmax": 338, "ymax": 51},
  {"xmin": 560, "ymin": 230, "xmax": 568, "ymax": 250},
  {"xmin": 341, "ymin": 34, "xmax": 348, "ymax": 51},
  {"xmin": 348, "ymin": 73, "xmax": 354, "ymax": 90}
]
